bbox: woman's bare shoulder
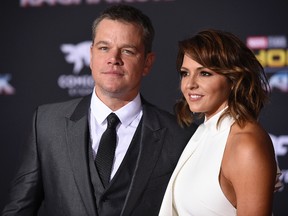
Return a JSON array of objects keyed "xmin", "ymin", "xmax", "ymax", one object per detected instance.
[
  {"xmin": 229, "ymin": 121, "xmax": 273, "ymax": 153},
  {"xmin": 222, "ymin": 122, "xmax": 277, "ymax": 215},
  {"xmin": 223, "ymin": 121, "xmax": 276, "ymax": 184}
]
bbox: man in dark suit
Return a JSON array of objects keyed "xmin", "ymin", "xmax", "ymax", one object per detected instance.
[{"xmin": 2, "ymin": 4, "xmax": 197, "ymax": 216}]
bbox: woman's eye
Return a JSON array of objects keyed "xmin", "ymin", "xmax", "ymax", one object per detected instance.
[
  {"xmin": 200, "ymin": 71, "xmax": 211, "ymax": 76},
  {"xmin": 179, "ymin": 70, "xmax": 189, "ymax": 78}
]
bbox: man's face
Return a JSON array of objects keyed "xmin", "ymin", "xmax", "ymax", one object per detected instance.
[{"xmin": 90, "ymin": 19, "xmax": 154, "ymax": 104}]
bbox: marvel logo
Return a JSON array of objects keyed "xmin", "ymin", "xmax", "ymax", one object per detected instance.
[
  {"xmin": 246, "ymin": 36, "xmax": 268, "ymax": 49},
  {"xmin": 60, "ymin": 41, "xmax": 91, "ymax": 74}
]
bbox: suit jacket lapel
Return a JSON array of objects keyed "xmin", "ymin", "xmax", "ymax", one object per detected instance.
[
  {"xmin": 66, "ymin": 95, "xmax": 98, "ymax": 215},
  {"xmin": 121, "ymin": 103, "xmax": 166, "ymax": 216}
]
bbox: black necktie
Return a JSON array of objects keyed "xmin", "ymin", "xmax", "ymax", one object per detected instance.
[{"xmin": 95, "ymin": 113, "xmax": 120, "ymax": 188}]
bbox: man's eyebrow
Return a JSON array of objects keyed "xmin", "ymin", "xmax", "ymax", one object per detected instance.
[
  {"xmin": 94, "ymin": 41, "xmax": 137, "ymax": 49},
  {"xmin": 121, "ymin": 44, "xmax": 138, "ymax": 50},
  {"xmin": 94, "ymin": 41, "xmax": 109, "ymax": 46},
  {"xmin": 93, "ymin": 41, "xmax": 141, "ymax": 53}
]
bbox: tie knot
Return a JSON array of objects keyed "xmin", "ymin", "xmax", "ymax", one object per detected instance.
[{"xmin": 106, "ymin": 113, "xmax": 120, "ymax": 129}]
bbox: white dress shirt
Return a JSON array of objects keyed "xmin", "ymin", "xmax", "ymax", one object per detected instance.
[{"xmin": 89, "ymin": 90, "xmax": 143, "ymax": 180}]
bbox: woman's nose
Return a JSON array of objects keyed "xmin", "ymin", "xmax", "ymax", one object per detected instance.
[{"xmin": 185, "ymin": 75, "xmax": 198, "ymax": 89}]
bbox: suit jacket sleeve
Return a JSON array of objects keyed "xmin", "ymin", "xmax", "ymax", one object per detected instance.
[{"xmin": 2, "ymin": 108, "xmax": 43, "ymax": 216}]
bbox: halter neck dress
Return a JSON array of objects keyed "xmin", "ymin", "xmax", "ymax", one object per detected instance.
[{"xmin": 159, "ymin": 109, "xmax": 236, "ymax": 216}]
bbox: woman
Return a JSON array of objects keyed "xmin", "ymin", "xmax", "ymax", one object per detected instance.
[{"xmin": 159, "ymin": 29, "xmax": 281, "ymax": 216}]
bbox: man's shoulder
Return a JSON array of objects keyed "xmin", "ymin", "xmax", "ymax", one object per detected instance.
[
  {"xmin": 39, "ymin": 97, "xmax": 84, "ymax": 109},
  {"xmin": 142, "ymin": 102, "xmax": 174, "ymax": 119},
  {"xmin": 37, "ymin": 95, "xmax": 91, "ymax": 117},
  {"xmin": 143, "ymin": 103, "xmax": 198, "ymax": 135}
]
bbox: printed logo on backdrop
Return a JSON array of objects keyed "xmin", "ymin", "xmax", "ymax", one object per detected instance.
[
  {"xmin": 246, "ymin": 35, "xmax": 288, "ymax": 93},
  {"xmin": 57, "ymin": 41, "xmax": 94, "ymax": 97},
  {"xmin": 20, "ymin": 0, "xmax": 175, "ymax": 7},
  {"xmin": 247, "ymin": 36, "xmax": 288, "ymax": 190},
  {"xmin": 0, "ymin": 74, "xmax": 15, "ymax": 95}
]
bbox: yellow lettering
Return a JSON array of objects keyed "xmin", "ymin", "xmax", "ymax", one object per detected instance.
[
  {"xmin": 255, "ymin": 50, "xmax": 267, "ymax": 67},
  {"xmin": 267, "ymin": 49, "xmax": 286, "ymax": 67},
  {"xmin": 254, "ymin": 49, "xmax": 288, "ymax": 67}
]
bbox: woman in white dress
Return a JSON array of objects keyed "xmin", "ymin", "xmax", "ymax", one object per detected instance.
[{"xmin": 159, "ymin": 29, "xmax": 281, "ymax": 216}]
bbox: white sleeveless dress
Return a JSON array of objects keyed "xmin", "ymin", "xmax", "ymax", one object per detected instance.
[{"xmin": 159, "ymin": 109, "xmax": 237, "ymax": 216}]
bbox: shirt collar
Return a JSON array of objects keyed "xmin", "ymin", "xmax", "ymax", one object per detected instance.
[
  {"xmin": 203, "ymin": 106, "xmax": 234, "ymax": 134},
  {"xmin": 90, "ymin": 89, "xmax": 142, "ymax": 127}
]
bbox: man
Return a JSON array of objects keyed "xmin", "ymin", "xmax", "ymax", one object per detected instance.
[{"xmin": 2, "ymin": 4, "xmax": 197, "ymax": 216}]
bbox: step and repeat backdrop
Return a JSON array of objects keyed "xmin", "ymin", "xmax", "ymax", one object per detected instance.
[{"xmin": 1, "ymin": 0, "xmax": 287, "ymax": 214}]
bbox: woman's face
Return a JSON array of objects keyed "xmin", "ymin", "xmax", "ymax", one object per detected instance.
[{"xmin": 180, "ymin": 54, "xmax": 231, "ymax": 120}]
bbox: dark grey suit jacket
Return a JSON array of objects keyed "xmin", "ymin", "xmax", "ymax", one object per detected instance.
[{"xmin": 2, "ymin": 95, "xmax": 197, "ymax": 216}]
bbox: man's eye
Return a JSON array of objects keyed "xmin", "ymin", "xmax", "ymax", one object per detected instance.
[
  {"xmin": 99, "ymin": 47, "xmax": 108, "ymax": 51},
  {"xmin": 122, "ymin": 49, "xmax": 135, "ymax": 55}
]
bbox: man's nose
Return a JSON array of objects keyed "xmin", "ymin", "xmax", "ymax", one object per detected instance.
[{"xmin": 108, "ymin": 50, "xmax": 123, "ymax": 66}]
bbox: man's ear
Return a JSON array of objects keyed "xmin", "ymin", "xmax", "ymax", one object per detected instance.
[
  {"xmin": 89, "ymin": 44, "xmax": 93, "ymax": 70},
  {"xmin": 143, "ymin": 52, "xmax": 155, "ymax": 76}
]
